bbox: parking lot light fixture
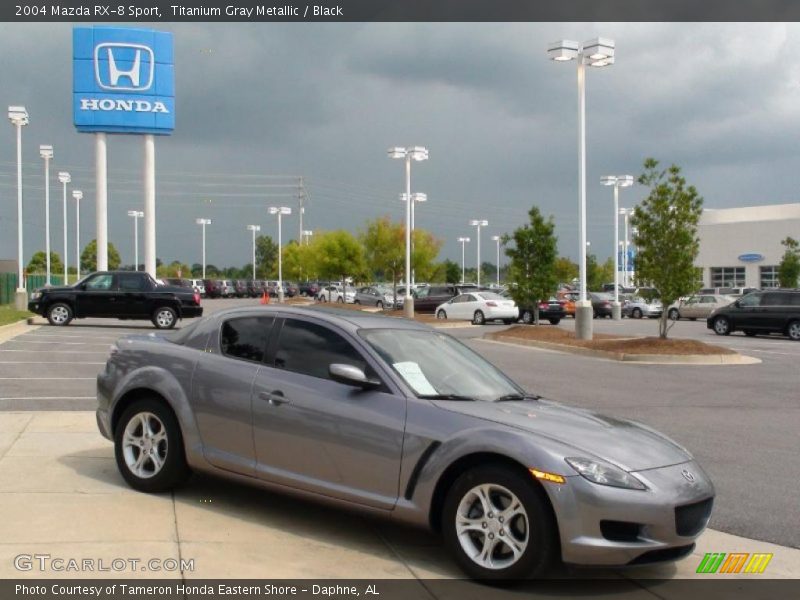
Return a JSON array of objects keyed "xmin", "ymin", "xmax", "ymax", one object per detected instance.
[
  {"xmin": 388, "ymin": 146, "xmax": 429, "ymax": 318},
  {"xmin": 457, "ymin": 237, "xmax": 470, "ymax": 284},
  {"xmin": 268, "ymin": 206, "xmax": 292, "ymax": 302},
  {"xmin": 548, "ymin": 38, "xmax": 615, "ymax": 340},
  {"xmin": 492, "ymin": 235, "xmax": 501, "ymax": 287},
  {"xmin": 58, "ymin": 172, "xmax": 71, "ymax": 282},
  {"xmin": 72, "ymin": 191, "xmax": 83, "ymax": 278},
  {"xmin": 39, "ymin": 145, "xmax": 54, "ymax": 286},
  {"xmin": 619, "ymin": 207, "xmax": 631, "ymax": 287},
  {"xmin": 9, "ymin": 106, "xmax": 29, "ymax": 309},
  {"xmin": 302, "ymin": 229, "xmax": 313, "ymax": 246},
  {"xmin": 400, "ymin": 192, "xmax": 427, "ymax": 285},
  {"xmin": 246, "ymin": 224, "xmax": 261, "ymax": 280},
  {"xmin": 469, "ymin": 220, "xmax": 489, "ymax": 287},
  {"xmin": 127, "ymin": 211, "xmax": 144, "ymax": 271},
  {"xmin": 601, "ymin": 175, "xmax": 634, "ymax": 318},
  {"xmin": 195, "ymin": 218, "xmax": 212, "ymax": 279}
]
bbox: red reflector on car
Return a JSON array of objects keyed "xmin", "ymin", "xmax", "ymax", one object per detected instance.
[{"xmin": 194, "ymin": 293, "xmax": 201, "ymax": 305}]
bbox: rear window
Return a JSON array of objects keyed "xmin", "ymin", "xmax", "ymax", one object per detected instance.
[{"xmin": 166, "ymin": 319, "xmax": 209, "ymax": 350}]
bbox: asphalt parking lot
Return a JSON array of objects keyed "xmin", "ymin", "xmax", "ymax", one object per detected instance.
[{"xmin": 0, "ymin": 300, "xmax": 798, "ymax": 581}]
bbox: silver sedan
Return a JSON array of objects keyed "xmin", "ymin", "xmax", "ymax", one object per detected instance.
[{"xmin": 97, "ymin": 306, "xmax": 714, "ymax": 580}]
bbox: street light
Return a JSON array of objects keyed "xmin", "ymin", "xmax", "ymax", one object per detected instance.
[
  {"xmin": 302, "ymin": 229, "xmax": 313, "ymax": 246},
  {"xmin": 457, "ymin": 237, "xmax": 470, "ymax": 284},
  {"xmin": 39, "ymin": 145, "xmax": 54, "ymax": 286},
  {"xmin": 619, "ymin": 207, "xmax": 631, "ymax": 287},
  {"xmin": 548, "ymin": 37, "xmax": 615, "ymax": 340},
  {"xmin": 195, "ymin": 218, "xmax": 212, "ymax": 279},
  {"xmin": 469, "ymin": 219, "xmax": 488, "ymax": 287},
  {"xmin": 58, "ymin": 172, "xmax": 70, "ymax": 283},
  {"xmin": 127, "ymin": 211, "xmax": 144, "ymax": 271},
  {"xmin": 72, "ymin": 191, "xmax": 83, "ymax": 278},
  {"xmin": 268, "ymin": 206, "xmax": 292, "ymax": 302},
  {"xmin": 246, "ymin": 224, "xmax": 261, "ymax": 280},
  {"xmin": 491, "ymin": 235, "xmax": 502, "ymax": 287},
  {"xmin": 8, "ymin": 106, "xmax": 28, "ymax": 310},
  {"xmin": 601, "ymin": 175, "xmax": 634, "ymax": 319},
  {"xmin": 388, "ymin": 145, "xmax": 429, "ymax": 317},
  {"xmin": 400, "ymin": 192, "xmax": 427, "ymax": 285}
]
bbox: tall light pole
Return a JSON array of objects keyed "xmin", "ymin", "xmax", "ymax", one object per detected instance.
[
  {"xmin": 400, "ymin": 192, "xmax": 427, "ymax": 285},
  {"xmin": 492, "ymin": 235, "xmax": 502, "ymax": 287},
  {"xmin": 620, "ymin": 208, "xmax": 631, "ymax": 287},
  {"xmin": 72, "ymin": 191, "xmax": 83, "ymax": 277},
  {"xmin": 302, "ymin": 229, "xmax": 313, "ymax": 246},
  {"xmin": 127, "ymin": 211, "xmax": 144, "ymax": 271},
  {"xmin": 39, "ymin": 144, "xmax": 54, "ymax": 286},
  {"xmin": 58, "ymin": 172, "xmax": 70, "ymax": 283},
  {"xmin": 268, "ymin": 206, "xmax": 292, "ymax": 302},
  {"xmin": 195, "ymin": 219, "xmax": 211, "ymax": 279},
  {"xmin": 548, "ymin": 37, "xmax": 615, "ymax": 340},
  {"xmin": 469, "ymin": 219, "xmax": 488, "ymax": 287},
  {"xmin": 8, "ymin": 106, "xmax": 28, "ymax": 310},
  {"xmin": 601, "ymin": 175, "xmax": 633, "ymax": 319},
  {"xmin": 457, "ymin": 237, "xmax": 470, "ymax": 284},
  {"xmin": 246, "ymin": 225, "xmax": 261, "ymax": 280},
  {"xmin": 630, "ymin": 226, "xmax": 638, "ymax": 285},
  {"xmin": 388, "ymin": 146, "xmax": 429, "ymax": 317}
]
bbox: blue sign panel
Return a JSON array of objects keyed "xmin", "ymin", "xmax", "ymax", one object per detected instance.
[
  {"xmin": 617, "ymin": 248, "xmax": 636, "ymax": 271},
  {"xmin": 738, "ymin": 253, "xmax": 764, "ymax": 263},
  {"xmin": 73, "ymin": 27, "xmax": 174, "ymax": 135}
]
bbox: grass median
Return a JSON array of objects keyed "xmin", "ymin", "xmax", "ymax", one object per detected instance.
[{"xmin": 0, "ymin": 304, "xmax": 32, "ymax": 327}]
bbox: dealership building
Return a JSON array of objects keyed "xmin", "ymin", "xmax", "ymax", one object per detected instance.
[{"xmin": 696, "ymin": 203, "xmax": 800, "ymax": 289}]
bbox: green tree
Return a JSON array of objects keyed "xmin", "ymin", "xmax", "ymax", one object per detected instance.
[
  {"xmin": 443, "ymin": 259, "xmax": 461, "ymax": 284},
  {"xmin": 361, "ymin": 217, "xmax": 405, "ymax": 300},
  {"xmin": 586, "ymin": 254, "xmax": 614, "ymax": 291},
  {"xmin": 631, "ymin": 158, "xmax": 704, "ymax": 338},
  {"xmin": 503, "ymin": 206, "xmax": 558, "ymax": 324},
  {"xmin": 26, "ymin": 251, "xmax": 64, "ymax": 275},
  {"xmin": 156, "ymin": 261, "xmax": 192, "ymax": 278},
  {"xmin": 778, "ymin": 237, "xmax": 800, "ymax": 288},
  {"xmin": 411, "ymin": 228, "xmax": 443, "ymax": 282},
  {"xmin": 80, "ymin": 240, "xmax": 121, "ymax": 272},
  {"xmin": 554, "ymin": 256, "xmax": 578, "ymax": 285},
  {"xmin": 314, "ymin": 230, "xmax": 367, "ymax": 286},
  {"xmin": 282, "ymin": 240, "xmax": 317, "ymax": 282},
  {"xmin": 255, "ymin": 235, "xmax": 279, "ymax": 279}
]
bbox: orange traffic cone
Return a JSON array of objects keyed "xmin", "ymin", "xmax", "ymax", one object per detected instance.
[{"xmin": 260, "ymin": 290, "xmax": 270, "ymax": 305}]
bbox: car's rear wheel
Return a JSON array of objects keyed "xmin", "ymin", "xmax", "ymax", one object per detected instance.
[
  {"xmin": 442, "ymin": 465, "xmax": 558, "ymax": 580},
  {"xmin": 787, "ymin": 320, "xmax": 800, "ymax": 341},
  {"xmin": 437, "ymin": 309, "xmax": 447, "ymax": 320},
  {"xmin": 152, "ymin": 306, "xmax": 177, "ymax": 329},
  {"xmin": 521, "ymin": 310, "xmax": 533, "ymax": 324},
  {"xmin": 632, "ymin": 308, "xmax": 643, "ymax": 319},
  {"xmin": 354, "ymin": 300, "xmax": 360, "ymax": 304},
  {"xmin": 47, "ymin": 303, "xmax": 73, "ymax": 326},
  {"xmin": 473, "ymin": 310, "xmax": 485, "ymax": 325},
  {"xmin": 668, "ymin": 308, "xmax": 680, "ymax": 320},
  {"xmin": 114, "ymin": 399, "xmax": 190, "ymax": 493},
  {"xmin": 337, "ymin": 297, "xmax": 344, "ymax": 303},
  {"xmin": 376, "ymin": 301, "xmax": 384, "ymax": 309},
  {"xmin": 713, "ymin": 316, "xmax": 731, "ymax": 336}
]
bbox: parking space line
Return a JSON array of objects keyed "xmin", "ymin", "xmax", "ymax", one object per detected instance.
[
  {"xmin": 0, "ymin": 350, "xmax": 109, "ymax": 354},
  {"xmin": 0, "ymin": 361, "xmax": 105, "ymax": 365},
  {"xmin": 0, "ymin": 397, "xmax": 95, "ymax": 400},
  {"xmin": 0, "ymin": 377, "xmax": 95, "ymax": 380},
  {"xmin": 6, "ymin": 340, "xmax": 113, "ymax": 346}
]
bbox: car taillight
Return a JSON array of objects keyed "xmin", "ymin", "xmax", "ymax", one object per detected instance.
[
  {"xmin": 602, "ymin": 301, "xmax": 610, "ymax": 307},
  {"xmin": 538, "ymin": 302, "xmax": 548, "ymax": 309},
  {"xmin": 194, "ymin": 292, "xmax": 201, "ymax": 305},
  {"xmin": 486, "ymin": 301, "xmax": 498, "ymax": 307}
]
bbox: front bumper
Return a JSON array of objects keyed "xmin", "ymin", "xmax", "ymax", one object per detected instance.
[
  {"xmin": 27, "ymin": 301, "xmax": 44, "ymax": 316},
  {"xmin": 549, "ymin": 460, "xmax": 714, "ymax": 566}
]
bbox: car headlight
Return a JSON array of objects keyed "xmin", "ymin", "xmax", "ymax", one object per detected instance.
[
  {"xmin": 31, "ymin": 292, "xmax": 41, "ymax": 300},
  {"xmin": 565, "ymin": 457, "xmax": 647, "ymax": 490}
]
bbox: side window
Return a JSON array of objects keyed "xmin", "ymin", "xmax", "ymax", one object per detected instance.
[
  {"xmin": 85, "ymin": 274, "xmax": 114, "ymax": 291},
  {"xmin": 274, "ymin": 319, "xmax": 369, "ymax": 380},
  {"xmin": 118, "ymin": 274, "xmax": 145, "ymax": 291},
  {"xmin": 738, "ymin": 293, "xmax": 762, "ymax": 307},
  {"xmin": 762, "ymin": 293, "xmax": 792, "ymax": 306},
  {"xmin": 220, "ymin": 317, "xmax": 274, "ymax": 363}
]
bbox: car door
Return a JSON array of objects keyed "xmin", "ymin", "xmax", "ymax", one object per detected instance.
[
  {"xmin": 760, "ymin": 292, "xmax": 792, "ymax": 330},
  {"xmin": 251, "ymin": 316, "xmax": 405, "ymax": 509},
  {"xmin": 733, "ymin": 293, "xmax": 764, "ymax": 329},
  {"xmin": 115, "ymin": 272, "xmax": 153, "ymax": 316},
  {"xmin": 75, "ymin": 273, "xmax": 117, "ymax": 317},
  {"xmin": 190, "ymin": 315, "xmax": 275, "ymax": 476}
]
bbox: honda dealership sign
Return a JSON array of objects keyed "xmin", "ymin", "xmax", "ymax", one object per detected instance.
[{"xmin": 73, "ymin": 27, "xmax": 174, "ymax": 134}]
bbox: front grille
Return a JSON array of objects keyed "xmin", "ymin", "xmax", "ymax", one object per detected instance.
[
  {"xmin": 600, "ymin": 520, "xmax": 642, "ymax": 542},
  {"xmin": 675, "ymin": 497, "xmax": 714, "ymax": 536}
]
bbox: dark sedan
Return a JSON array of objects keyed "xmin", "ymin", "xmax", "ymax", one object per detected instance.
[
  {"xmin": 29, "ymin": 271, "xmax": 202, "ymax": 329},
  {"xmin": 517, "ymin": 298, "xmax": 566, "ymax": 325},
  {"xmin": 589, "ymin": 292, "xmax": 614, "ymax": 318}
]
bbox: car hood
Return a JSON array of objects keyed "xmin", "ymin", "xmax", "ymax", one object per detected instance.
[
  {"xmin": 433, "ymin": 398, "xmax": 690, "ymax": 472},
  {"xmin": 37, "ymin": 285, "xmax": 74, "ymax": 293}
]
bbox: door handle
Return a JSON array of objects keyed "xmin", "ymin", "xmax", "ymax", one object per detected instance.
[{"xmin": 258, "ymin": 390, "xmax": 290, "ymax": 406}]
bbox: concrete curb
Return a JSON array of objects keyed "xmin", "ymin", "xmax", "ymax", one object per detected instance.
[
  {"xmin": 484, "ymin": 333, "xmax": 761, "ymax": 365},
  {"xmin": 0, "ymin": 319, "xmax": 38, "ymax": 344}
]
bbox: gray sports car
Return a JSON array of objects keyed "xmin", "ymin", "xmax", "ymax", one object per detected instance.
[{"xmin": 97, "ymin": 306, "xmax": 714, "ymax": 580}]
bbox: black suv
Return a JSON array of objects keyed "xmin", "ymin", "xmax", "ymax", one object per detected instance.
[{"xmin": 707, "ymin": 289, "xmax": 800, "ymax": 340}]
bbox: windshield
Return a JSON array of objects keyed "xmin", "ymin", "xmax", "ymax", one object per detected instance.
[{"xmin": 360, "ymin": 329, "xmax": 524, "ymax": 402}]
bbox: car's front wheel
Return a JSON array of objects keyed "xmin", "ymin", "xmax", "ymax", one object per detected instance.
[
  {"xmin": 442, "ymin": 465, "xmax": 558, "ymax": 580},
  {"xmin": 376, "ymin": 301, "xmax": 384, "ymax": 309},
  {"xmin": 632, "ymin": 308, "xmax": 643, "ymax": 319},
  {"xmin": 437, "ymin": 309, "xmax": 447, "ymax": 320},
  {"xmin": 47, "ymin": 302, "xmax": 73, "ymax": 326},
  {"xmin": 152, "ymin": 306, "xmax": 177, "ymax": 329},
  {"xmin": 114, "ymin": 399, "xmax": 190, "ymax": 493},
  {"xmin": 668, "ymin": 308, "xmax": 680, "ymax": 321},
  {"xmin": 521, "ymin": 310, "xmax": 533, "ymax": 325},
  {"xmin": 713, "ymin": 316, "xmax": 731, "ymax": 336},
  {"xmin": 473, "ymin": 310, "xmax": 485, "ymax": 325},
  {"xmin": 549, "ymin": 318, "xmax": 561, "ymax": 325}
]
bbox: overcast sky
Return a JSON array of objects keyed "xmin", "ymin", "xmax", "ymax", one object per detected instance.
[{"xmin": 1, "ymin": 22, "xmax": 798, "ymax": 270}]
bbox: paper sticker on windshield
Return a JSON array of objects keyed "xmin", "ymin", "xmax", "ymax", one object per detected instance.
[{"xmin": 393, "ymin": 362, "xmax": 437, "ymax": 395}]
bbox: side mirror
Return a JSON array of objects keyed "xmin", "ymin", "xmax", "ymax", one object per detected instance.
[
  {"xmin": 329, "ymin": 364, "xmax": 380, "ymax": 389},
  {"xmin": 734, "ymin": 300, "xmax": 741, "ymax": 308}
]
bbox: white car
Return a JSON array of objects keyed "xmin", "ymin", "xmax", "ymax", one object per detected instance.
[
  {"xmin": 435, "ymin": 291, "xmax": 518, "ymax": 325},
  {"xmin": 220, "ymin": 280, "xmax": 236, "ymax": 298},
  {"xmin": 668, "ymin": 294, "xmax": 735, "ymax": 321},
  {"xmin": 189, "ymin": 279, "xmax": 206, "ymax": 297},
  {"xmin": 317, "ymin": 285, "xmax": 356, "ymax": 303}
]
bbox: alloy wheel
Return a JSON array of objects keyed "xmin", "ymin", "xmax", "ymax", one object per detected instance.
[
  {"xmin": 155, "ymin": 309, "xmax": 175, "ymax": 328},
  {"xmin": 49, "ymin": 305, "xmax": 70, "ymax": 325},
  {"xmin": 714, "ymin": 317, "xmax": 730, "ymax": 335},
  {"xmin": 788, "ymin": 321, "xmax": 800, "ymax": 341},
  {"xmin": 122, "ymin": 412, "xmax": 168, "ymax": 479},
  {"xmin": 522, "ymin": 311, "xmax": 533, "ymax": 324}
]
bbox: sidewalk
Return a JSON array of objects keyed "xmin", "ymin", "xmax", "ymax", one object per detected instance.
[{"xmin": 0, "ymin": 411, "xmax": 797, "ymax": 583}]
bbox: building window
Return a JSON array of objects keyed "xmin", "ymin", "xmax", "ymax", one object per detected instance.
[
  {"xmin": 760, "ymin": 266, "xmax": 779, "ymax": 289},
  {"xmin": 710, "ymin": 267, "xmax": 745, "ymax": 288}
]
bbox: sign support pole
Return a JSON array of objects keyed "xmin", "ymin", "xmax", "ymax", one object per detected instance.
[
  {"xmin": 144, "ymin": 134, "xmax": 156, "ymax": 277},
  {"xmin": 96, "ymin": 132, "xmax": 108, "ymax": 271}
]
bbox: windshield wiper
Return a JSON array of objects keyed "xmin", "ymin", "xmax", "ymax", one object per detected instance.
[
  {"xmin": 418, "ymin": 394, "xmax": 476, "ymax": 401},
  {"xmin": 494, "ymin": 393, "xmax": 540, "ymax": 402}
]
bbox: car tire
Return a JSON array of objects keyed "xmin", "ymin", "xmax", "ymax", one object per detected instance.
[
  {"xmin": 376, "ymin": 301, "xmax": 384, "ymax": 309},
  {"xmin": 787, "ymin": 320, "xmax": 800, "ymax": 341},
  {"xmin": 713, "ymin": 316, "xmax": 731, "ymax": 336},
  {"xmin": 354, "ymin": 300, "xmax": 360, "ymax": 305},
  {"xmin": 668, "ymin": 308, "xmax": 679, "ymax": 321},
  {"xmin": 46, "ymin": 302, "xmax": 73, "ymax": 327},
  {"xmin": 503, "ymin": 319, "xmax": 515, "ymax": 325},
  {"xmin": 473, "ymin": 310, "xmax": 485, "ymax": 325},
  {"xmin": 632, "ymin": 308, "xmax": 643, "ymax": 319},
  {"xmin": 152, "ymin": 306, "xmax": 178, "ymax": 330},
  {"xmin": 114, "ymin": 398, "xmax": 190, "ymax": 493},
  {"xmin": 441, "ymin": 464, "xmax": 558, "ymax": 580},
  {"xmin": 521, "ymin": 310, "xmax": 533, "ymax": 325},
  {"xmin": 337, "ymin": 297, "xmax": 344, "ymax": 303},
  {"xmin": 592, "ymin": 310, "xmax": 598, "ymax": 319},
  {"xmin": 744, "ymin": 330, "xmax": 757, "ymax": 337},
  {"xmin": 549, "ymin": 318, "xmax": 561, "ymax": 325},
  {"xmin": 437, "ymin": 310, "xmax": 447, "ymax": 320}
]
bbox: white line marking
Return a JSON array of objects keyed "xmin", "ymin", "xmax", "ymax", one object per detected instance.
[
  {"xmin": 0, "ymin": 377, "xmax": 95, "ymax": 380},
  {"xmin": 0, "ymin": 350, "xmax": 108, "ymax": 355},
  {"xmin": 0, "ymin": 397, "xmax": 95, "ymax": 400},
  {"xmin": 6, "ymin": 340, "xmax": 112, "ymax": 346},
  {"xmin": 0, "ymin": 361, "xmax": 105, "ymax": 365}
]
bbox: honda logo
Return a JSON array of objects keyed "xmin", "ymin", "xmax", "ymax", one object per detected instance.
[
  {"xmin": 682, "ymin": 469, "xmax": 695, "ymax": 482},
  {"xmin": 94, "ymin": 43, "xmax": 154, "ymax": 91}
]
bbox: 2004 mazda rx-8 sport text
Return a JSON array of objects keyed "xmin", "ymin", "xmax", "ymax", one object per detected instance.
[{"xmin": 96, "ymin": 306, "xmax": 714, "ymax": 580}]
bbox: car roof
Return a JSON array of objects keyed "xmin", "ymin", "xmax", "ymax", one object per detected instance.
[{"xmin": 205, "ymin": 305, "xmax": 432, "ymax": 332}]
